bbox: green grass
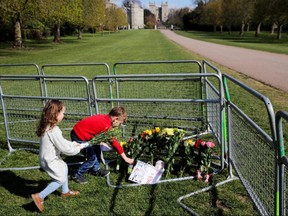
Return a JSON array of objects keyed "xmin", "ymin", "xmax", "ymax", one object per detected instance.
[
  {"xmin": 1, "ymin": 29, "xmax": 287, "ymax": 215},
  {"xmin": 175, "ymin": 30, "xmax": 288, "ymax": 55}
]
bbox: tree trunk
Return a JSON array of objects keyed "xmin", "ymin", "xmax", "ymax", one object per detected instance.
[
  {"xmin": 213, "ymin": 25, "xmax": 217, "ymax": 32},
  {"xmin": 14, "ymin": 20, "xmax": 22, "ymax": 47},
  {"xmin": 246, "ymin": 23, "xmax": 250, "ymax": 32},
  {"xmin": 53, "ymin": 23, "xmax": 61, "ymax": 43},
  {"xmin": 228, "ymin": 25, "xmax": 231, "ymax": 35},
  {"xmin": 220, "ymin": 25, "xmax": 223, "ymax": 34},
  {"xmin": 271, "ymin": 23, "xmax": 277, "ymax": 34},
  {"xmin": 277, "ymin": 24, "xmax": 282, "ymax": 39},
  {"xmin": 239, "ymin": 23, "xmax": 245, "ymax": 36},
  {"xmin": 255, "ymin": 23, "xmax": 261, "ymax": 37},
  {"xmin": 77, "ymin": 27, "xmax": 82, "ymax": 39}
]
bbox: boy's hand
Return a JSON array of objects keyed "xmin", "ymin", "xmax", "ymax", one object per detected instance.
[{"xmin": 125, "ymin": 158, "xmax": 134, "ymax": 165}]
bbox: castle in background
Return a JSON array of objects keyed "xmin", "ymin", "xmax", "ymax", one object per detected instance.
[
  {"xmin": 127, "ymin": 2, "xmax": 144, "ymax": 29},
  {"xmin": 106, "ymin": 0, "xmax": 169, "ymax": 30},
  {"xmin": 149, "ymin": 2, "xmax": 169, "ymax": 23},
  {"xmin": 125, "ymin": 1, "xmax": 169, "ymax": 29}
]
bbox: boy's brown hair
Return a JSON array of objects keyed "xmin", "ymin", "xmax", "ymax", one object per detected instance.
[{"xmin": 109, "ymin": 106, "xmax": 127, "ymax": 121}]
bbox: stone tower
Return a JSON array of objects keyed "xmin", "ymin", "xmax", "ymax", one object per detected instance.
[
  {"xmin": 160, "ymin": 2, "xmax": 169, "ymax": 22},
  {"xmin": 149, "ymin": 2, "xmax": 169, "ymax": 23},
  {"xmin": 127, "ymin": 1, "xmax": 144, "ymax": 29}
]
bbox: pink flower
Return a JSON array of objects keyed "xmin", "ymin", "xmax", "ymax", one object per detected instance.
[
  {"xmin": 204, "ymin": 174, "xmax": 210, "ymax": 183},
  {"xmin": 200, "ymin": 141, "xmax": 206, "ymax": 147},
  {"xmin": 196, "ymin": 169, "xmax": 202, "ymax": 180},
  {"xmin": 206, "ymin": 141, "xmax": 215, "ymax": 148}
]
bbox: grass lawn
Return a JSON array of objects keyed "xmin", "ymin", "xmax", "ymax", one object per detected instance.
[
  {"xmin": 0, "ymin": 29, "xmax": 287, "ymax": 215},
  {"xmin": 175, "ymin": 30, "xmax": 288, "ymax": 55}
]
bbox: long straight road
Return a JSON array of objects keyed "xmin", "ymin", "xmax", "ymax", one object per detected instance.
[{"xmin": 160, "ymin": 29, "xmax": 288, "ymax": 92}]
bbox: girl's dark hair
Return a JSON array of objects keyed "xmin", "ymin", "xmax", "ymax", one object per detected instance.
[{"xmin": 36, "ymin": 100, "xmax": 64, "ymax": 137}]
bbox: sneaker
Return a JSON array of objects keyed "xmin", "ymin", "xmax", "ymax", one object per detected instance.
[
  {"xmin": 31, "ymin": 193, "xmax": 44, "ymax": 212},
  {"xmin": 71, "ymin": 173, "xmax": 88, "ymax": 184},
  {"xmin": 61, "ymin": 190, "xmax": 80, "ymax": 198},
  {"xmin": 90, "ymin": 169, "xmax": 110, "ymax": 177}
]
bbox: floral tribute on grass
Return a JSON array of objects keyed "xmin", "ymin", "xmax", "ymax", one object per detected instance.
[{"xmin": 89, "ymin": 126, "xmax": 216, "ymax": 183}]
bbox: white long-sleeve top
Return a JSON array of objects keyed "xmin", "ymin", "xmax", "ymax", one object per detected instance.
[{"xmin": 39, "ymin": 126, "xmax": 80, "ymax": 183}]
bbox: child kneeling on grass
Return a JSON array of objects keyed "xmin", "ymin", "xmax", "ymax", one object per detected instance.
[{"xmin": 31, "ymin": 99, "xmax": 89, "ymax": 212}]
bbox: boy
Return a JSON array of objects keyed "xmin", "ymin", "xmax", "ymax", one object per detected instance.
[{"xmin": 71, "ymin": 106, "xmax": 134, "ymax": 184}]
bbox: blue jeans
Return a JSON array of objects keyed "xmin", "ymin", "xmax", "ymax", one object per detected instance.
[{"xmin": 70, "ymin": 130, "xmax": 101, "ymax": 176}]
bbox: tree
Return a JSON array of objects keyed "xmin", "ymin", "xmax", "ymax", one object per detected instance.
[
  {"xmin": 267, "ymin": 0, "xmax": 288, "ymax": 39},
  {"xmin": 167, "ymin": 8, "xmax": 190, "ymax": 29},
  {"xmin": 144, "ymin": 9, "xmax": 156, "ymax": 29},
  {"xmin": 203, "ymin": 0, "xmax": 223, "ymax": 32},
  {"xmin": 252, "ymin": 0, "xmax": 270, "ymax": 37},
  {"xmin": 68, "ymin": 0, "xmax": 83, "ymax": 39},
  {"xmin": 115, "ymin": 7, "xmax": 128, "ymax": 30},
  {"xmin": 39, "ymin": 0, "xmax": 83, "ymax": 42},
  {"xmin": 221, "ymin": 0, "xmax": 240, "ymax": 34},
  {"xmin": 0, "ymin": 0, "xmax": 37, "ymax": 47},
  {"xmin": 235, "ymin": 0, "xmax": 255, "ymax": 36}
]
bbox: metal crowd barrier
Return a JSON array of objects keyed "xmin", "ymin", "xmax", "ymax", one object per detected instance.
[
  {"xmin": 223, "ymin": 74, "xmax": 277, "ymax": 216},
  {"xmin": 0, "ymin": 74, "xmax": 91, "ymax": 170},
  {"xmin": 1, "ymin": 61, "xmax": 287, "ymax": 215}
]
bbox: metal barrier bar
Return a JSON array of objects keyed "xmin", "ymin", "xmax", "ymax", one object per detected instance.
[
  {"xmin": 0, "ymin": 63, "xmax": 40, "ymax": 75},
  {"xmin": 0, "ymin": 75, "xmax": 92, "ymax": 158},
  {"xmin": 223, "ymin": 74, "xmax": 277, "ymax": 216},
  {"xmin": 41, "ymin": 62, "xmax": 111, "ymax": 77},
  {"xmin": 275, "ymin": 110, "xmax": 288, "ymax": 216},
  {"xmin": 203, "ymin": 60, "xmax": 225, "ymax": 169},
  {"xmin": 92, "ymin": 73, "xmax": 222, "ymax": 133},
  {"xmin": 113, "ymin": 60, "xmax": 202, "ymax": 75},
  {"xmin": 41, "ymin": 63, "xmax": 112, "ymax": 114}
]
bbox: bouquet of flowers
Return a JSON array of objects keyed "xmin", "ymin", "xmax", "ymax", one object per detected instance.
[
  {"xmin": 123, "ymin": 127, "xmax": 186, "ymax": 177},
  {"xmin": 194, "ymin": 139, "xmax": 216, "ymax": 183},
  {"xmin": 89, "ymin": 127, "xmax": 123, "ymax": 147}
]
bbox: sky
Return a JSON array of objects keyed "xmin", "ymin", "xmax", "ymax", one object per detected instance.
[{"xmin": 114, "ymin": 0, "xmax": 196, "ymax": 9}]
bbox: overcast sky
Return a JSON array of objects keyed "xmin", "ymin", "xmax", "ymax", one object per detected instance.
[{"xmin": 115, "ymin": 0, "xmax": 196, "ymax": 9}]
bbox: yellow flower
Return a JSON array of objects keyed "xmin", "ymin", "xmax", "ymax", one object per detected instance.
[
  {"xmin": 187, "ymin": 139, "xmax": 194, "ymax": 146},
  {"xmin": 184, "ymin": 139, "xmax": 194, "ymax": 146},
  {"xmin": 120, "ymin": 141, "xmax": 127, "ymax": 147},
  {"xmin": 143, "ymin": 129, "xmax": 152, "ymax": 136},
  {"xmin": 155, "ymin": 127, "xmax": 160, "ymax": 133},
  {"xmin": 162, "ymin": 128, "xmax": 174, "ymax": 136}
]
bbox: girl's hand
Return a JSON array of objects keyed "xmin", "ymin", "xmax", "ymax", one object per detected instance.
[{"xmin": 79, "ymin": 142, "xmax": 90, "ymax": 149}]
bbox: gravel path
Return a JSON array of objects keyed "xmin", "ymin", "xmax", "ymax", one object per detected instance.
[{"xmin": 160, "ymin": 29, "xmax": 288, "ymax": 92}]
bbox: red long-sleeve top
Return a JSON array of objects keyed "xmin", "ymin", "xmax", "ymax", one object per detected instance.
[{"xmin": 73, "ymin": 114, "xmax": 124, "ymax": 154}]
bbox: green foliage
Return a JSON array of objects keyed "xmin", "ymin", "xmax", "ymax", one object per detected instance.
[{"xmin": 89, "ymin": 127, "xmax": 123, "ymax": 146}]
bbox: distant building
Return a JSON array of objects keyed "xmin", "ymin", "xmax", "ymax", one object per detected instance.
[
  {"xmin": 149, "ymin": 2, "xmax": 169, "ymax": 23},
  {"xmin": 105, "ymin": 0, "xmax": 115, "ymax": 7},
  {"xmin": 126, "ymin": 2, "xmax": 144, "ymax": 29}
]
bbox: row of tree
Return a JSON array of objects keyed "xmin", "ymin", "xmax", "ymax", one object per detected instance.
[
  {"xmin": 167, "ymin": 0, "xmax": 288, "ymax": 39},
  {"xmin": 0, "ymin": 0, "xmax": 128, "ymax": 47}
]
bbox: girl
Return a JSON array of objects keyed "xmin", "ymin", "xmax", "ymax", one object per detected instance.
[{"xmin": 31, "ymin": 99, "xmax": 88, "ymax": 212}]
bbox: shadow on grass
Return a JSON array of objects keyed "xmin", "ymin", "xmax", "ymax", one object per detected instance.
[
  {"xmin": 108, "ymin": 165, "xmax": 158, "ymax": 215},
  {"xmin": 0, "ymin": 170, "xmax": 49, "ymax": 212},
  {"xmin": 145, "ymin": 184, "xmax": 157, "ymax": 216},
  {"xmin": 109, "ymin": 169, "xmax": 126, "ymax": 215}
]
